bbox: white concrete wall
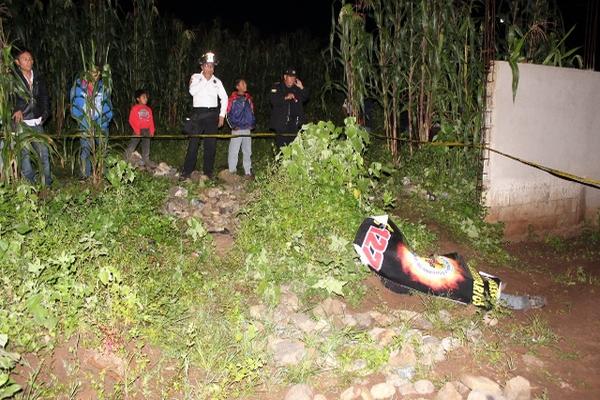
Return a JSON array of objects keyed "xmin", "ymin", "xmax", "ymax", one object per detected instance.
[{"xmin": 483, "ymin": 61, "xmax": 600, "ymax": 240}]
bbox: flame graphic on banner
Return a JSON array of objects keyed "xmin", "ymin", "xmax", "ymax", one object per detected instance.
[{"xmin": 397, "ymin": 244, "xmax": 465, "ymax": 291}]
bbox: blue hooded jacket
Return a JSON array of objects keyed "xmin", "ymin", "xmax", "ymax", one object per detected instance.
[{"xmin": 70, "ymin": 78, "xmax": 113, "ymax": 132}]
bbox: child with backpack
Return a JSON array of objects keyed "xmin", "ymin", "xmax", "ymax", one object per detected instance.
[
  {"xmin": 125, "ymin": 88, "xmax": 157, "ymax": 168},
  {"xmin": 226, "ymin": 78, "xmax": 255, "ymax": 178}
]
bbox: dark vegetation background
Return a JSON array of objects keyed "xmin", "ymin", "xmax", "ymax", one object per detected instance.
[{"xmin": 2, "ymin": 0, "xmax": 345, "ymax": 138}]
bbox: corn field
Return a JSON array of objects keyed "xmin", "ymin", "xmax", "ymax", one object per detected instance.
[
  {"xmin": 330, "ymin": 0, "xmax": 576, "ymax": 163},
  {"xmin": 1, "ymin": 0, "xmax": 578, "ymax": 182},
  {"xmin": 1, "ymin": 0, "xmax": 336, "ymax": 136}
]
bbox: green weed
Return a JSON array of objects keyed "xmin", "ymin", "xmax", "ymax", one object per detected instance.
[
  {"xmin": 552, "ymin": 266, "xmax": 600, "ymax": 286},
  {"xmin": 510, "ymin": 315, "xmax": 559, "ymax": 347}
]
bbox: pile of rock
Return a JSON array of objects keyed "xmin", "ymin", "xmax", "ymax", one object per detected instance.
[
  {"xmin": 247, "ymin": 286, "xmax": 531, "ymax": 400},
  {"xmin": 162, "ymin": 170, "xmax": 251, "ymax": 236}
]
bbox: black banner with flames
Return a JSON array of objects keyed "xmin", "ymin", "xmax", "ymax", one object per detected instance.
[{"xmin": 353, "ymin": 216, "xmax": 502, "ymax": 309}]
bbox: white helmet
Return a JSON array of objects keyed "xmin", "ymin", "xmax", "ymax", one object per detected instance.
[{"xmin": 200, "ymin": 51, "xmax": 218, "ymax": 65}]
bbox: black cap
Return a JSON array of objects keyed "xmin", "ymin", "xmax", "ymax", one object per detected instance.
[{"xmin": 283, "ymin": 67, "xmax": 297, "ymax": 76}]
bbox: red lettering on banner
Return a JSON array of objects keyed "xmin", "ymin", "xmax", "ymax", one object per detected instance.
[{"xmin": 361, "ymin": 226, "xmax": 391, "ymax": 271}]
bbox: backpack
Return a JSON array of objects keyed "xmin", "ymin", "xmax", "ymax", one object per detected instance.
[{"xmin": 227, "ymin": 94, "xmax": 255, "ymax": 130}]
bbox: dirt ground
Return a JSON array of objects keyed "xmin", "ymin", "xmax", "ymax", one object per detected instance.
[
  {"xmin": 361, "ymin": 237, "xmax": 600, "ymax": 399},
  {"xmin": 366, "ymin": 215, "xmax": 600, "ymax": 400},
  {"xmin": 12, "ymin": 223, "xmax": 600, "ymax": 399}
]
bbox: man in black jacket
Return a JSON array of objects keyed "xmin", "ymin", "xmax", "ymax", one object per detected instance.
[
  {"xmin": 12, "ymin": 49, "xmax": 52, "ymax": 186},
  {"xmin": 269, "ymin": 67, "xmax": 308, "ymax": 149}
]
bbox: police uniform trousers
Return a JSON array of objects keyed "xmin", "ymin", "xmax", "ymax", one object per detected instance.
[{"xmin": 182, "ymin": 107, "xmax": 219, "ymax": 178}]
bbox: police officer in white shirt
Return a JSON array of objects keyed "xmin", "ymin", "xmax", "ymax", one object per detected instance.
[{"xmin": 181, "ymin": 51, "xmax": 228, "ymax": 179}]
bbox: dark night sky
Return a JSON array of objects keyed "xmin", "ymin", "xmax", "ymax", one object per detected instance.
[
  {"xmin": 151, "ymin": 0, "xmax": 596, "ymax": 67},
  {"xmin": 154, "ymin": 0, "xmax": 335, "ymax": 37}
]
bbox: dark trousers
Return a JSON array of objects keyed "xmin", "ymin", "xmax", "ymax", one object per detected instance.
[
  {"xmin": 182, "ymin": 108, "xmax": 219, "ymax": 177},
  {"xmin": 275, "ymin": 124, "xmax": 299, "ymax": 149}
]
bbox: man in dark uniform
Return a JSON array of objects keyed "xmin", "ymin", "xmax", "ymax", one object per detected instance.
[{"xmin": 269, "ymin": 67, "xmax": 308, "ymax": 149}]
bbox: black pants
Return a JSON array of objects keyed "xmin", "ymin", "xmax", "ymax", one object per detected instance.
[
  {"xmin": 275, "ymin": 123, "xmax": 299, "ymax": 149},
  {"xmin": 182, "ymin": 108, "xmax": 219, "ymax": 177}
]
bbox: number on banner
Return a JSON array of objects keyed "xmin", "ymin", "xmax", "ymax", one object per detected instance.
[{"xmin": 361, "ymin": 226, "xmax": 391, "ymax": 271}]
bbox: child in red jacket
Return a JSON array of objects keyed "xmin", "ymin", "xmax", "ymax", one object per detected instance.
[{"xmin": 125, "ymin": 89, "xmax": 156, "ymax": 168}]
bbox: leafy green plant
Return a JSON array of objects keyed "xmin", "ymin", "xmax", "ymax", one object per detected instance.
[
  {"xmin": 185, "ymin": 217, "xmax": 207, "ymax": 243},
  {"xmin": 0, "ymin": 334, "xmax": 21, "ymax": 399},
  {"xmin": 104, "ymin": 155, "xmax": 135, "ymax": 188},
  {"xmin": 237, "ymin": 119, "xmax": 375, "ymax": 301}
]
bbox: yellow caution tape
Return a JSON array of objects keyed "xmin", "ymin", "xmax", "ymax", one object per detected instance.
[
  {"xmin": 40, "ymin": 130, "xmax": 600, "ymax": 188},
  {"xmin": 367, "ymin": 132, "xmax": 600, "ymax": 188}
]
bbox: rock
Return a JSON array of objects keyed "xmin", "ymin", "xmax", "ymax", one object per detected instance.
[
  {"xmin": 190, "ymin": 171, "xmax": 208, "ymax": 183},
  {"xmin": 218, "ymin": 169, "xmax": 241, "ymax": 184},
  {"xmin": 358, "ymin": 386, "xmax": 374, "ymax": 400},
  {"xmin": 396, "ymin": 310, "xmax": 419, "ymax": 321},
  {"xmin": 503, "ymin": 376, "xmax": 530, "ymax": 400},
  {"xmin": 290, "ymin": 313, "xmax": 318, "ymax": 333},
  {"xmin": 268, "ymin": 338, "xmax": 307, "ymax": 366},
  {"xmin": 81, "ymin": 349, "xmax": 126, "ymax": 380},
  {"xmin": 386, "ymin": 348, "xmax": 404, "ymax": 368},
  {"xmin": 369, "ymin": 311, "xmax": 394, "ymax": 326},
  {"xmin": 466, "ymin": 391, "xmax": 488, "ymax": 400},
  {"xmin": 342, "ymin": 314, "xmax": 358, "ymax": 328},
  {"xmin": 280, "ymin": 291, "xmax": 300, "ymax": 312},
  {"xmin": 422, "ymin": 337, "xmax": 446, "ymax": 365},
  {"xmin": 436, "ymin": 382, "xmax": 463, "ymax": 400},
  {"xmin": 190, "ymin": 198, "xmax": 204, "ymax": 209},
  {"xmin": 397, "ymin": 343, "xmax": 417, "ymax": 368},
  {"xmin": 370, "ymin": 383, "xmax": 396, "ymax": 399},
  {"xmin": 385, "ymin": 374, "xmax": 409, "ymax": 388},
  {"xmin": 388, "ymin": 366, "xmax": 415, "ymax": 382},
  {"xmin": 249, "ymin": 304, "xmax": 267, "ymax": 320},
  {"xmin": 412, "ymin": 315, "xmax": 434, "ymax": 331},
  {"xmin": 272, "ymin": 305, "xmax": 292, "ymax": 326},
  {"xmin": 368, "ymin": 328, "xmax": 396, "ymax": 347},
  {"xmin": 340, "ymin": 386, "xmax": 361, "ymax": 400},
  {"xmin": 521, "ymin": 354, "xmax": 544, "ymax": 368},
  {"xmin": 438, "ymin": 310, "xmax": 452, "ymax": 324},
  {"xmin": 452, "ymin": 381, "xmax": 470, "ymax": 396},
  {"xmin": 467, "ymin": 391, "xmax": 506, "ymax": 400},
  {"xmin": 205, "ymin": 187, "xmax": 220, "ymax": 198},
  {"xmin": 154, "ymin": 162, "xmax": 176, "ymax": 176},
  {"xmin": 465, "ymin": 327, "xmax": 483, "ymax": 344},
  {"xmin": 284, "ymin": 384, "xmax": 314, "ymax": 400},
  {"xmin": 441, "ymin": 336, "xmax": 462, "ymax": 352},
  {"xmin": 313, "ymin": 298, "xmax": 347, "ymax": 319},
  {"xmin": 164, "ymin": 197, "xmax": 190, "ymax": 218},
  {"xmin": 354, "ymin": 313, "xmax": 374, "ymax": 329},
  {"xmin": 461, "ymin": 375, "xmax": 502, "ymax": 396},
  {"xmin": 483, "ymin": 313, "xmax": 498, "ymax": 327},
  {"xmin": 414, "ymin": 380, "xmax": 435, "ymax": 394},
  {"xmin": 397, "ymin": 382, "xmax": 418, "ymax": 396},
  {"xmin": 169, "ymin": 186, "xmax": 188, "ymax": 198},
  {"xmin": 313, "ymin": 395, "xmax": 328, "ymax": 400},
  {"xmin": 314, "ymin": 319, "xmax": 331, "ymax": 333},
  {"xmin": 322, "ymin": 353, "xmax": 338, "ymax": 368}
]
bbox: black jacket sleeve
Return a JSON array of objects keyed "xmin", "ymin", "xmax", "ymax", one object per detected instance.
[{"xmin": 36, "ymin": 75, "xmax": 50, "ymax": 123}]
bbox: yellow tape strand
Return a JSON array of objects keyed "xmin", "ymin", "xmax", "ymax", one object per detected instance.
[
  {"xmin": 367, "ymin": 131, "xmax": 600, "ymax": 188},
  {"xmin": 35, "ymin": 130, "xmax": 600, "ymax": 188}
]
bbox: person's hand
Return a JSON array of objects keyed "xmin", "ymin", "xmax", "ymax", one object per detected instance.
[
  {"xmin": 284, "ymin": 93, "xmax": 296, "ymax": 101},
  {"xmin": 218, "ymin": 116, "xmax": 224, "ymax": 128},
  {"xmin": 12, "ymin": 110, "xmax": 23, "ymax": 123},
  {"xmin": 295, "ymin": 78, "xmax": 304, "ymax": 90}
]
